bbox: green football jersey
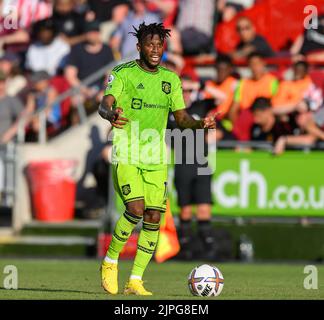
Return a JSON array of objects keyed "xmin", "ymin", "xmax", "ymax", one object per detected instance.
[{"xmin": 104, "ymin": 60, "xmax": 185, "ymax": 169}]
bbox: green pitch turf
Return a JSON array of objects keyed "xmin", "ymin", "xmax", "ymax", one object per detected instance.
[{"xmin": 0, "ymin": 259, "xmax": 323, "ymax": 300}]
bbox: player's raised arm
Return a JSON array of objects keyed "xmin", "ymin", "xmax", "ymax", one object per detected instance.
[
  {"xmin": 98, "ymin": 94, "xmax": 128, "ymax": 129},
  {"xmin": 173, "ymin": 109, "xmax": 217, "ymax": 130}
]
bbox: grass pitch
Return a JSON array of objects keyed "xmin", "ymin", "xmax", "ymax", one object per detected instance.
[{"xmin": 0, "ymin": 259, "xmax": 323, "ymax": 300}]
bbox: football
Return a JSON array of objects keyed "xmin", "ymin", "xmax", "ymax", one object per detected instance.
[{"xmin": 188, "ymin": 264, "xmax": 224, "ymax": 297}]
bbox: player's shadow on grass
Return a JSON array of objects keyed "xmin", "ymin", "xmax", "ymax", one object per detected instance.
[{"xmin": 0, "ymin": 287, "xmax": 101, "ymax": 295}]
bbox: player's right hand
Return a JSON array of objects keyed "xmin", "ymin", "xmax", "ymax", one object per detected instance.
[
  {"xmin": 98, "ymin": 104, "xmax": 128, "ymax": 128},
  {"xmin": 110, "ymin": 107, "xmax": 129, "ymax": 129}
]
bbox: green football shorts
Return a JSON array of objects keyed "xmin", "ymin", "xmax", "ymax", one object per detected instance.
[{"xmin": 112, "ymin": 163, "xmax": 168, "ymax": 212}]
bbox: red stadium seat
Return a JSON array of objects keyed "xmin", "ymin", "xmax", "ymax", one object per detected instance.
[
  {"xmin": 309, "ymin": 69, "xmax": 324, "ymax": 91},
  {"xmin": 215, "ymin": 0, "xmax": 324, "ymax": 54}
]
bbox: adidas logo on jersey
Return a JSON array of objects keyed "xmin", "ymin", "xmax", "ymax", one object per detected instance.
[{"xmin": 137, "ymin": 83, "xmax": 145, "ymax": 89}]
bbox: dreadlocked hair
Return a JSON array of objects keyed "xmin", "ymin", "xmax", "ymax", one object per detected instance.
[{"xmin": 129, "ymin": 22, "xmax": 171, "ymax": 43}]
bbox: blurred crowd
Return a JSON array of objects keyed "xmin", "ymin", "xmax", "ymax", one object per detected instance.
[{"xmin": 0, "ymin": 0, "xmax": 324, "ymax": 155}]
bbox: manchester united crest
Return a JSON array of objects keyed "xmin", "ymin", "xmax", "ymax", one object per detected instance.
[
  {"xmin": 122, "ymin": 184, "xmax": 131, "ymax": 196},
  {"xmin": 162, "ymin": 81, "xmax": 171, "ymax": 94}
]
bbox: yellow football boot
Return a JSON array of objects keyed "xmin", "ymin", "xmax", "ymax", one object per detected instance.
[
  {"xmin": 124, "ymin": 279, "xmax": 153, "ymax": 296},
  {"xmin": 101, "ymin": 261, "xmax": 118, "ymax": 294}
]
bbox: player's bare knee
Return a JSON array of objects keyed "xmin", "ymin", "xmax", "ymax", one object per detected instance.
[
  {"xmin": 180, "ymin": 205, "xmax": 192, "ymax": 220},
  {"xmin": 144, "ymin": 210, "xmax": 161, "ymax": 224},
  {"xmin": 196, "ymin": 204, "xmax": 212, "ymax": 220},
  {"xmin": 126, "ymin": 201, "xmax": 145, "ymax": 217}
]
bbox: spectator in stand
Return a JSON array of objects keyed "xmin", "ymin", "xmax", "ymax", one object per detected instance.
[
  {"xmin": 202, "ymin": 55, "xmax": 238, "ymax": 142},
  {"xmin": 0, "ymin": 70, "xmax": 29, "ymax": 143},
  {"xmin": 25, "ymin": 70, "xmax": 62, "ymax": 141},
  {"xmin": 64, "ymin": 20, "xmax": 114, "ymax": 115},
  {"xmin": 145, "ymin": 0, "xmax": 182, "ymax": 54},
  {"xmin": 87, "ymin": 0, "xmax": 130, "ymax": 45},
  {"xmin": 50, "ymin": 73, "xmax": 72, "ymax": 130},
  {"xmin": 0, "ymin": 51, "xmax": 27, "ymax": 96},
  {"xmin": 109, "ymin": 0, "xmax": 160, "ymax": 59},
  {"xmin": 229, "ymin": 52, "xmax": 278, "ymax": 141},
  {"xmin": 159, "ymin": 52, "xmax": 184, "ymax": 75},
  {"xmin": 217, "ymin": 0, "xmax": 255, "ymax": 22},
  {"xmin": 272, "ymin": 61, "xmax": 316, "ymax": 111},
  {"xmin": 274, "ymin": 86, "xmax": 324, "ymax": 155},
  {"xmin": 204, "ymin": 55, "xmax": 238, "ymax": 118},
  {"xmin": 251, "ymin": 97, "xmax": 300, "ymax": 151},
  {"xmin": 87, "ymin": 0, "xmax": 129, "ymax": 23},
  {"xmin": 230, "ymin": 16, "xmax": 274, "ymax": 60},
  {"xmin": 146, "ymin": 0, "xmax": 178, "ymax": 28},
  {"xmin": 251, "ymin": 97, "xmax": 324, "ymax": 154},
  {"xmin": 51, "ymin": 0, "xmax": 88, "ymax": 46},
  {"xmin": 73, "ymin": 0, "xmax": 89, "ymax": 15},
  {"xmin": 87, "ymin": 0, "xmax": 131, "ymax": 44},
  {"xmin": 291, "ymin": 14, "xmax": 324, "ymax": 62},
  {"xmin": 176, "ymin": 0, "xmax": 215, "ymax": 55},
  {"xmin": 271, "ymin": 61, "xmax": 324, "ymax": 154},
  {"xmin": 25, "ymin": 18, "xmax": 70, "ymax": 76}
]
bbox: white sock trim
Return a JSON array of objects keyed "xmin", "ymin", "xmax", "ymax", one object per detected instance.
[
  {"xmin": 130, "ymin": 275, "xmax": 142, "ymax": 280},
  {"xmin": 104, "ymin": 256, "xmax": 118, "ymax": 264}
]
